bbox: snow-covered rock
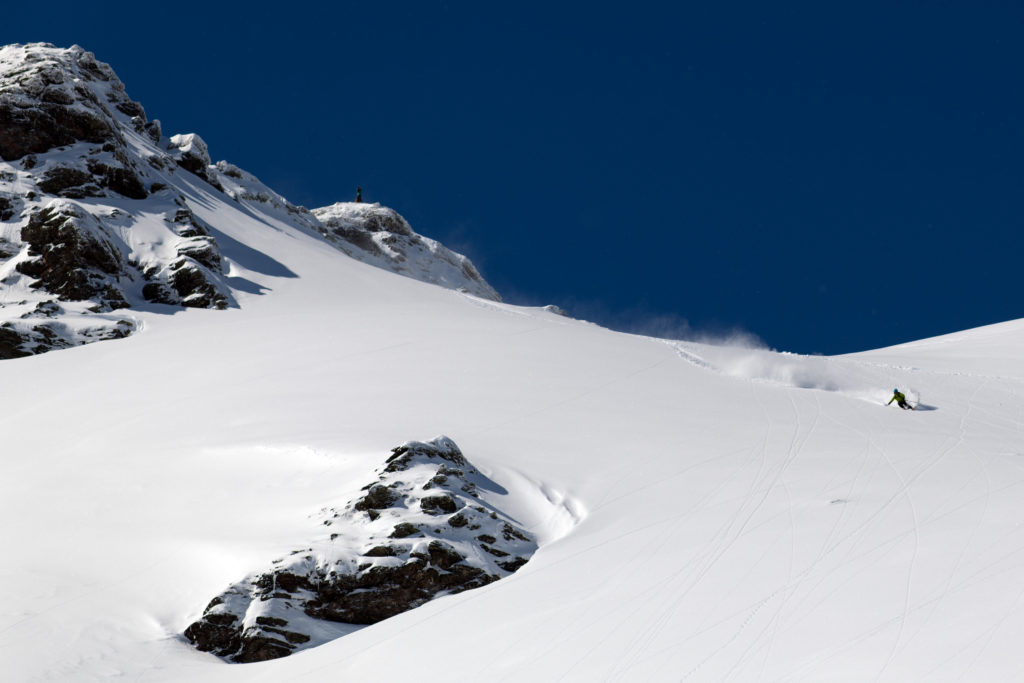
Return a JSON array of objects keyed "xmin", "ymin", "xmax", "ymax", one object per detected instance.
[
  {"xmin": 0, "ymin": 44, "xmax": 236, "ymax": 355},
  {"xmin": 0, "ymin": 43, "xmax": 500, "ymax": 358},
  {"xmin": 17, "ymin": 200, "xmax": 128, "ymax": 307},
  {"xmin": 167, "ymin": 133, "xmax": 221, "ymax": 188},
  {"xmin": 184, "ymin": 436, "xmax": 535, "ymax": 663},
  {"xmin": 0, "ymin": 44, "xmax": 135, "ymax": 161},
  {"xmin": 313, "ymin": 202, "xmax": 500, "ymax": 301}
]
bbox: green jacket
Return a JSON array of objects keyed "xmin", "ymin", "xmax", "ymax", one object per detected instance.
[{"xmin": 888, "ymin": 391, "xmax": 906, "ymax": 405}]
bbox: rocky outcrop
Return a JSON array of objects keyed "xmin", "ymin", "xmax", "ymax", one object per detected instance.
[
  {"xmin": 312, "ymin": 203, "xmax": 501, "ymax": 301},
  {"xmin": 136, "ymin": 202, "xmax": 229, "ymax": 309},
  {"xmin": 0, "ymin": 44, "xmax": 236, "ymax": 356},
  {"xmin": 1, "ymin": 42, "xmax": 501, "ymax": 360},
  {"xmin": 0, "ymin": 317, "xmax": 135, "ymax": 360},
  {"xmin": 0, "ymin": 44, "xmax": 151, "ymax": 201},
  {"xmin": 16, "ymin": 202, "xmax": 127, "ymax": 309},
  {"xmin": 0, "ymin": 45, "xmax": 122, "ymax": 162},
  {"xmin": 0, "ymin": 324, "xmax": 33, "ymax": 359},
  {"xmin": 9, "ymin": 196, "xmax": 228, "ymax": 310},
  {"xmin": 184, "ymin": 437, "xmax": 536, "ymax": 663},
  {"xmin": 166, "ymin": 134, "xmax": 222, "ymax": 190}
]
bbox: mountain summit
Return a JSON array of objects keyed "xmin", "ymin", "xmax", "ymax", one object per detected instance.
[{"xmin": 0, "ymin": 43, "xmax": 498, "ymax": 358}]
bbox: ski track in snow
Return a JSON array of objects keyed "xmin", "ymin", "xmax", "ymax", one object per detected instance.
[
  {"xmin": 770, "ymin": 377, "xmax": 1023, "ymax": 681},
  {"xmin": 678, "ymin": 392, "xmax": 796, "ymax": 680},
  {"xmin": 895, "ymin": 382, "xmax": 991, "ymax": 667},
  {"xmin": 622, "ymin": 387, "xmax": 790, "ymax": 681},
  {"xmin": 672, "ymin": 390, "xmax": 821, "ymax": 681},
  {"xmin": 609, "ymin": 345, "xmax": 1024, "ymax": 681},
  {"xmin": 871, "ymin": 420, "xmax": 922, "ymax": 682}
]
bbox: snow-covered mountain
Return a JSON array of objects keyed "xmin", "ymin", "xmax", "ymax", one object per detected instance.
[
  {"xmin": 4, "ymin": 43, "xmax": 1024, "ymax": 682},
  {"xmin": 0, "ymin": 43, "xmax": 496, "ymax": 358}
]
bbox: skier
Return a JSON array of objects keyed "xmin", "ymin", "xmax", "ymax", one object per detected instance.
[
  {"xmin": 355, "ymin": 186, "xmax": 363, "ymax": 203},
  {"xmin": 887, "ymin": 388, "xmax": 914, "ymax": 410}
]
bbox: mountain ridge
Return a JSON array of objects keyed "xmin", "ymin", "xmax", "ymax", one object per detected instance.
[{"xmin": 0, "ymin": 42, "xmax": 498, "ymax": 359}]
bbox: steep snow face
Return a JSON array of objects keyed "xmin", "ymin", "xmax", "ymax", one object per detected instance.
[{"xmin": 0, "ymin": 43, "xmax": 499, "ymax": 358}]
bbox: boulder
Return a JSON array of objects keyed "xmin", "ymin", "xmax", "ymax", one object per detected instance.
[
  {"xmin": 311, "ymin": 203, "xmax": 501, "ymax": 302},
  {"xmin": 16, "ymin": 202, "xmax": 127, "ymax": 308},
  {"xmin": 184, "ymin": 436, "xmax": 537, "ymax": 662}
]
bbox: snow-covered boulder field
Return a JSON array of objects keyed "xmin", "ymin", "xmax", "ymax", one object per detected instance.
[
  {"xmin": 0, "ymin": 43, "xmax": 498, "ymax": 358},
  {"xmin": 184, "ymin": 437, "xmax": 535, "ymax": 663}
]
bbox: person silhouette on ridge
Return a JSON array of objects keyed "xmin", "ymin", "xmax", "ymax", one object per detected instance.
[
  {"xmin": 888, "ymin": 388, "xmax": 914, "ymax": 410},
  {"xmin": 355, "ymin": 186, "xmax": 363, "ymax": 203}
]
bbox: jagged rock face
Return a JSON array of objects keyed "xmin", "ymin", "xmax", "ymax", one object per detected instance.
[
  {"xmin": 0, "ymin": 44, "xmax": 235, "ymax": 357},
  {"xmin": 313, "ymin": 203, "xmax": 501, "ymax": 302},
  {"xmin": 0, "ymin": 45, "xmax": 123, "ymax": 161},
  {"xmin": 0, "ymin": 43, "xmax": 221, "ymax": 200},
  {"xmin": 16, "ymin": 202, "xmax": 128, "ymax": 308},
  {"xmin": 167, "ymin": 134, "xmax": 222, "ymax": 190},
  {"xmin": 184, "ymin": 436, "xmax": 536, "ymax": 663},
  {"xmin": 0, "ymin": 193, "xmax": 229, "ymax": 359},
  {"xmin": 0, "ymin": 44, "xmax": 151, "ymax": 198},
  {"xmin": 142, "ymin": 201, "xmax": 229, "ymax": 309}
]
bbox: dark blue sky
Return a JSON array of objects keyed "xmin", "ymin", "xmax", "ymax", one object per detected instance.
[{"xmin": 7, "ymin": 2, "xmax": 1024, "ymax": 354}]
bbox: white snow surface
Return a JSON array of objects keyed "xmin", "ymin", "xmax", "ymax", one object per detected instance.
[
  {"xmin": 4, "ymin": 185, "xmax": 1024, "ymax": 682},
  {"xmin": 3, "ymin": 47, "xmax": 1024, "ymax": 683}
]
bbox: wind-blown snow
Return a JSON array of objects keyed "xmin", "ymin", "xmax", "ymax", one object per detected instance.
[{"xmin": 4, "ymin": 45, "xmax": 1024, "ymax": 683}]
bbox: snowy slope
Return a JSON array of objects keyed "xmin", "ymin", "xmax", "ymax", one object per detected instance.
[
  {"xmin": 4, "ymin": 46, "xmax": 1024, "ymax": 683},
  {"xmin": 3, "ymin": 188, "xmax": 1024, "ymax": 681}
]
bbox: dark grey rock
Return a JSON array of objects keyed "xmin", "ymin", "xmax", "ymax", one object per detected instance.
[{"xmin": 16, "ymin": 204, "xmax": 125, "ymax": 306}]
